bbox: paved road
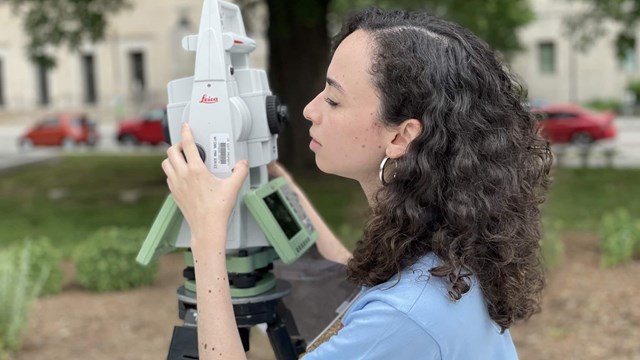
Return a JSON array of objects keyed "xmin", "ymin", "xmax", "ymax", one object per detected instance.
[
  {"xmin": 1, "ymin": 118, "xmax": 640, "ymax": 171},
  {"xmin": 550, "ymin": 117, "xmax": 640, "ymax": 168},
  {"xmin": 0, "ymin": 123, "xmax": 167, "ymax": 172}
]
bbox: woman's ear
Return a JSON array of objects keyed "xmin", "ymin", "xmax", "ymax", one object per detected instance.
[{"xmin": 386, "ymin": 118, "xmax": 423, "ymax": 158}]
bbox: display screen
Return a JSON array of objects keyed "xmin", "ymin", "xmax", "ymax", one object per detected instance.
[{"xmin": 264, "ymin": 192, "xmax": 300, "ymax": 240}]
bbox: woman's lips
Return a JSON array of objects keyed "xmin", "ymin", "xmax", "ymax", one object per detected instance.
[{"xmin": 309, "ymin": 137, "xmax": 321, "ymax": 150}]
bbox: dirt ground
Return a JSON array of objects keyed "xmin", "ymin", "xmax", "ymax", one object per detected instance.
[{"xmin": 10, "ymin": 232, "xmax": 640, "ymax": 360}]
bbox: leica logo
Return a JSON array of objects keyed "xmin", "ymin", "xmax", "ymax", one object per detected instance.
[{"xmin": 199, "ymin": 94, "xmax": 219, "ymax": 104}]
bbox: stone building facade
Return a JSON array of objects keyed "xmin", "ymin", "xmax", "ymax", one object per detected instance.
[
  {"xmin": 510, "ymin": 0, "xmax": 639, "ymax": 107},
  {"xmin": 0, "ymin": 0, "xmax": 636, "ymax": 122},
  {"xmin": 0, "ymin": 0, "xmax": 267, "ymax": 122}
]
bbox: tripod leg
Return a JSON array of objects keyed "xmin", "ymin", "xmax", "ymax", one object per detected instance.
[
  {"xmin": 238, "ymin": 327, "xmax": 251, "ymax": 352},
  {"xmin": 167, "ymin": 326, "xmax": 199, "ymax": 360},
  {"xmin": 266, "ymin": 314, "xmax": 298, "ymax": 360},
  {"xmin": 276, "ymin": 301, "xmax": 307, "ymax": 354}
]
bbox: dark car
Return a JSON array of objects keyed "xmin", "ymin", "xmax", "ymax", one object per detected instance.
[
  {"xmin": 532, "ymin": 104, "xmax": 617, "ymax": 145},
  {"xmin": 18, "ymin": 113, "xmax": 99, "ymax": 149},
  {"xmin": 116, "ymin": 107, "xmax": 167, "ymax": 146}
]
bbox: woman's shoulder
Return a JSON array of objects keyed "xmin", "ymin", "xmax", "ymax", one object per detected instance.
[
  {"xmin": 349, "ymin": 252, "xmax": 456, "ymax": 316},
  {"xmin": 343, "ymin": 252, "xmax": 517, "ymax": 358}
]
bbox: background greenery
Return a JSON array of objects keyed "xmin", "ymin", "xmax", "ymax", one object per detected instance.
[
  {"xmin": 543, "ymin": 168, "xmax": 640, "ymax": 232},
  {"xmin": 1, "ymin": 155, "xmax": 639, "ymax": 258},
  {"xmin": 74, "ymin": 227, "xmax": 158, "ymax": 292},
  {"xmin": 0, "ymin": 155, "xmax": 366, "ymax": 256},
  {"xmin": 0, "ymin": 155, "xmax": 167, "ymax": 255}
]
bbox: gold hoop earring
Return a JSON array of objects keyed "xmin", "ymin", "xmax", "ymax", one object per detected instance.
[{"xmin": 379, "ymin": 156, "xmax": 397, "ymax": 186}]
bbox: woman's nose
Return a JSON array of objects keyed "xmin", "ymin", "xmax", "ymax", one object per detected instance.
[{"xmin": 303, "ymin": 94, "xmax": 321, "ymax": 124}]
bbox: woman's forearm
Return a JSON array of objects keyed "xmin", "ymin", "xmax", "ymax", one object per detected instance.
[
  {"xmin": 192, "ymin": 231, "xmax": 247, "ymax": 360},
  {"xmin": 268, "ymin": 163, "xmax": 352, "ymax": 264}
]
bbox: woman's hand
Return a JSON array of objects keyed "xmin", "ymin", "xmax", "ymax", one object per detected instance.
[{"xmin": 162, "ymin": 123, "xmax": 249, "ymax": 245}]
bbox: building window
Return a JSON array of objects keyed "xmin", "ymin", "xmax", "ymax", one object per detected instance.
[
  {"xmin": 0, "ymin": 58, "xmax": 5, "ymax": 107},
  {"xmin": 82, "ymin": 54, "xmax": 98, "ymax": 104},
  {"xmin": 538, "ymin": 41, "xmax": 555, "ymax": 74},
  {"xmin": 619, "ymin": 38, "xmax": 637, "ymax": 73},
  {"xmin": 37, "ymin": 64, "xmax": 50, "ymax": 106},
  {"xmin": 129, "ymin": 51, "xmax": 146, "ymax": 93}
]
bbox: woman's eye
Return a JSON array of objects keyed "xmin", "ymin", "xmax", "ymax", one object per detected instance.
[{"xmin": 324, "ymin": 97, "xmax": 339, "ymax": 107}]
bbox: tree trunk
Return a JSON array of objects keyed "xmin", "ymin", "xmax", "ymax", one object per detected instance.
[{"xmin": 266, "ymin": 0, "xmax": 331, "ymax": 170}]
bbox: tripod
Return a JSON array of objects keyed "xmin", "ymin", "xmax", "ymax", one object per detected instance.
[{"xmin": 167, "ymin": 251, "xmax": 307, "ymax": 360}]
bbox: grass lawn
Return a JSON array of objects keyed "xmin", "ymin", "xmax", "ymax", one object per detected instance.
[
  {"xmin": 0, "ymin": 155, "xmax": 168, "ymax": 255},
  {"xmin": 0, "ymin": 154, "xmax": 366, "ymax": 256},
  {"xmin": 544, "ymin": 167, "xmax": 640, "ymax": 231},
  {"xmin": 1, "ymin": 155, "xmax": 638, "ymax": 257}
]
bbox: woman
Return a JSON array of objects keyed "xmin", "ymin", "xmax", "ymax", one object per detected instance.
[{"xmin": 162, "ymin": 7, "xmax": 552, "ymax": 360}]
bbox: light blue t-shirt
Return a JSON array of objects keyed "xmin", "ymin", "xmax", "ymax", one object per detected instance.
[{"xmin": 303, "ymin": 253, "xmax": 518, "ymax": 359}]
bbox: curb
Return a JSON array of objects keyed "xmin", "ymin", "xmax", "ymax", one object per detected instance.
[{"xmin": 0, "ymin": 155, "xmax": 61, "ymax": 175}]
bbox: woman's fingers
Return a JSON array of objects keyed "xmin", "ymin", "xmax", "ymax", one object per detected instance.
[
  {"xmin": 229, "ymin": 160, "xmax": 250, "ymax": 193},
  {"xmin": 166, "ymin": 144, "xmax": 188, "ymax": 175},
  {"xmin": 180, "ymin": 123, "xmax": 204, "ymax": 167},
  {"xmin": 161, "ymin": 158, "xmax": 174, "ymax": 177}
]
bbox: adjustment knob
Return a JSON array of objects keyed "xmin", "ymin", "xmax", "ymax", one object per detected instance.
[
  {"xmin": 266, "ymin": 95, "xmax": 289, "ymax": 135},
  {"xmin": 180, "ymin": 144, "xmax": 206, "ymax": 163},
  {"xmin": 162, "ymin": 111, "xmax": 171, "ymax": 144}
]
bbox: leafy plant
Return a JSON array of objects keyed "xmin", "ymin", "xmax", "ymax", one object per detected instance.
[
  {"xmin": 540, "ymin": 220, "xmax": 564, "ymax": 269},
  {"xmin": 74, "ymin": 227, "xmax": 157, "ymax": 292},
  {"xmin": 6, "ymin": 0, "xmax": 130, "ymax": 69},
  {"xmin": 599, "ymin": 208, "xmax": 640, "ymax": 267},
  {"xmin": 627, "ymin": 80, "xmax": 640, "ymax": 104},
  {"xmin": 583, "ymin": 98, "xmax": 621, "ymax": 113},
  {"xmin": 8, "ymin": 237, "xmax": 63, "ymax": 296},
  {"xmin": 0, "ymin": 243, "xmax": 48, "ymax": 358}
]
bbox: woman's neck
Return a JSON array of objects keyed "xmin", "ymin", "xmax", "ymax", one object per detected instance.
[{"xmin": 359, "ymin": 174, "xmax": 382, "ymax": 207}]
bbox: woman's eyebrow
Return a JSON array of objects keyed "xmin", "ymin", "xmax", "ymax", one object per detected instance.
[{"xmin": 326, "ymin": 77, "xmax": 346, "ymax": 94}]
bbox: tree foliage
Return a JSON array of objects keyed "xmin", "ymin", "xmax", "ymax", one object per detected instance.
[
  {"xmin": 566, "ymin": 0, "xmax": 640, "ymax": 56},
  {"xmin": 7, "ymin": 0, "xmax": 130, "ymax": 68},
  {"xmin": 331, "ymin": 0, "xmax": 535, "ymax": 55}
]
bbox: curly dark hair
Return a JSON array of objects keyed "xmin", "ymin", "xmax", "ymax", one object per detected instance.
[{"xmin": 334, "ymin": 9, "xmax": 553, "ymax": 331}]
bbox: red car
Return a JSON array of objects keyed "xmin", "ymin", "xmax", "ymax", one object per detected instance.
[
  {"xmin": 532, "ymin": 104, "xmax": 617, "ymax": 145},
  {"xmin": 18, "ymin": 113, "xmax": 99, "ymax": 149},
  {"xmin": 116, "ymin": 107, "xmax": 167, "ymax": 146}
]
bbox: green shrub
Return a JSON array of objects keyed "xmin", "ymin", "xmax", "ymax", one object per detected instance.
[
  {"xmin": 74, "ymin": 227, "xmax": 158, "ymax": 292},
  {"xmin": 8, "ymin": 237, "xmax": 63, "ymax": 297},
  {"xmin": 599, "ymin": 208, "xmax": 640, "ymax": 267},
  {"xmin": 583, "ymin": 98, "xmax": 622, "ymax": 113},
  {"xmin": 627, "ymin": 80, "xmax": 640, "ymax": 103},
  {"xmin": 540, "ymin": 220, "xmax": 564, "ymax": 269},
  {"xmin": 0, "ymin": 243, "xmax": 48, "ymax": 358}
]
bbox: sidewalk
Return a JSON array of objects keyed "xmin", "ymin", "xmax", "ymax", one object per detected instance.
[{"xmin": 0, "ymin": 152, "xmax": 59, "ymax": 174}]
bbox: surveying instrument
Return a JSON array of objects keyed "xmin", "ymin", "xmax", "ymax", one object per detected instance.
[{"xmin": 137, "ymin": 0, "xmax": 317, "ymax": 358}]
